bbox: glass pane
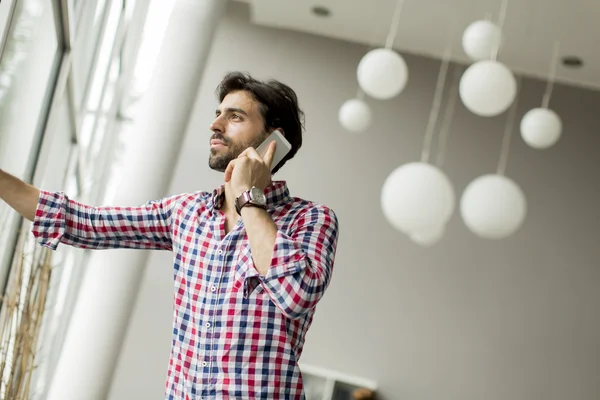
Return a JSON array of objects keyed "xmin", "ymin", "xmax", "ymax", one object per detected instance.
[
  {"xmin": 102, "ymin": 55, "xmax": 121, "ymax": 112},
  {"xmin": 71, "ymin": 0, "xmax": 108, "ymax": 108},
  {"xmin": 0, "ymin": 0, "xmax": 61, "ymax": 285},
  {"xmin": 86, "ymin": 0, "xmax": 122, "ymax": 111},
  {"xmin": 79, "ymin": 111, "xmax": 95, "ymax": 150},
  {"xmin": 63, "ymin": 151, "xmax": 81, "ymax": 197},
  {"xmin": 69, "ymin": 0, "xmax": 83, "ymax": 23},
  {"xmin": 35, "ymin": 97, "xmax": 76, "ymax": 192},
  {"xmin": 89, "ymin": 115, "xmax": 107, "ymax": 162},
  {"xmin": 73, "ymin": 0, "xmax": 123, "ymax": 170},
  {"xmin": 0, "ymin": 1, "xmax": 18, "ymax": 52},
  {"xmin": 0, "ymin": 0, "xmax": 61, "ymax": 179}
]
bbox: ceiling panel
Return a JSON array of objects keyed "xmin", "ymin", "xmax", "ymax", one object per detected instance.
[{"xmin": 236, "ymin": 0, "xmax": 600, "ymax": 90}]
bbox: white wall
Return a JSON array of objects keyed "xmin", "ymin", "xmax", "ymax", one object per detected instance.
[{"xmin": 109, "ymin": 3, "xmax": 600, "ymax": 400}]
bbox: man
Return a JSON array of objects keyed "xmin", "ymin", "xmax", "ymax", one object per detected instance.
[{"xmin": 0, "ymin": 72, "xmax": 339, "ymax": 399}]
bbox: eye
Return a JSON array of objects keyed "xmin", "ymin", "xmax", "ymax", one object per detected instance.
[{"xmin": 231, "ymin": 114, "xmax": 242, "ymax": 120}]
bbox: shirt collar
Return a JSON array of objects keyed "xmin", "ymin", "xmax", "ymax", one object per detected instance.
[{"xmin": 208, "ymin": 180, "xmax": 291, "ymax": 211}]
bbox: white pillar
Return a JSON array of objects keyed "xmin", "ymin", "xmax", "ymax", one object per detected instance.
[{"xmin": 46, "ymin": 1, "xmax": 226, "ymax": 399}]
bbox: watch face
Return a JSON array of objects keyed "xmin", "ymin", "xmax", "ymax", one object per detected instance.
[{"xmin": 250, "ymin": 187, "xmax": 266, "ymax": 205}]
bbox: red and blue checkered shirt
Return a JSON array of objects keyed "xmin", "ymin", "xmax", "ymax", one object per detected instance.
[{"xmin": 32, "ymin": 180, "xmax": 339, "ymax": 399}]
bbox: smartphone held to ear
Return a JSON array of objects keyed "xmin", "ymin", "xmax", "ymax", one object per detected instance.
[{"xmin": 256, "ymin": 130, "xmax": 292, "ymax": 172}]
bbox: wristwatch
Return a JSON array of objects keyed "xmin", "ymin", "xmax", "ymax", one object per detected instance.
[{"xmin": 235, "ymin": 186, "xmax": 267, "ymax": 215}]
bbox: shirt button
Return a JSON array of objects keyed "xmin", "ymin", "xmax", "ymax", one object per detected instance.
[
  {"xmin": 217, "ymin": 249, "xmax": 223, "ymax": 255},
  {"xmin": 210, "ymin": 286, "xmax": 216, "ymax": 292},
  {"xmin": 205, "ymin": 322, "xmax": 211, "ymax": 328},
  {"xmin": 202, "ymin": 361, "xmax": 208, "ymax": 367}
]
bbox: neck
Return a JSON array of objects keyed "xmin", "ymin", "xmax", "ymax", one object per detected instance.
[{"xmin": 221, "ymin": 183, "xmax": 238, "ymax": 217}]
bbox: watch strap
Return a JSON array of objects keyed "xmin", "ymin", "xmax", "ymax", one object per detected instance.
[{"xmin": 235, "ymin": 190, "xmax": 267, "ymax": 215}]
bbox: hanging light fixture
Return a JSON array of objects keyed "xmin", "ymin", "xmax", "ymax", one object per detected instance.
[
  {"xmin": 338, "ymin": 95, "xmax": 372, "ymax": 134},
  {"xmin": 381, "ymin": 21, "xmax": 459, "ymax": 246},
  {"xmin": 459, "ymin": 0, "xmax": 517, "ymax": 117},
  {"xmin": 459, "ymin": 60, "xmax": 516, "ymax": 117},
  {"xmin": 460, "ymin": 174, "xmax": 527, "ymax": 239},
  {"xmin": 381, "ymin": 162, "xmax": 455, "ymax": 236},
  {"xmin": 356, "ymin": 0, "xmax": 408, "ymax": 100},
  {"xmin": 462, "ymin": 19, "xmax": 503, "ymax": 61},
  {"xmin": 520, "ymin": 42, "xmax": 563, "ymax": 149},
  {"xmin": 520, "ymin": 108, "xmax": 562, "ymax": 149},
  {"xmin": 461, "ymin": 78, "xmax": 527, "ymax": 239}
]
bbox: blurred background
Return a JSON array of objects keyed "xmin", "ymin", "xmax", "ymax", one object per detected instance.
[{"xmin": 0, "ymin": 0, "xmax": 599, "ymax": 399}]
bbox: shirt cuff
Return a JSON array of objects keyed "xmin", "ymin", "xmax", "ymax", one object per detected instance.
[
  {"xmin": 31, "ymin": 190, "xmax": 66, "ymax": 250},
  {"xmin": 263, "ymin": 230, "xmax": 306, "ymax": 282}
]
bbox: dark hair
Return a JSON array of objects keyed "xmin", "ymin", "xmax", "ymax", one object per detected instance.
[{"xmin": 216, "ymin": 72, "xmax": 305, "ymax": 174}]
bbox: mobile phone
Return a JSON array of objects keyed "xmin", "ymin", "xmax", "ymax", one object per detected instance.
[{"xmin": 256, "ymin": 129, "xmax": 292, "ymax": 172}]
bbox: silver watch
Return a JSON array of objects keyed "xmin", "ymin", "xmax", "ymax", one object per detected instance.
[{"xmin": 235, "ymin": 186, "xmax": 267, "ymax": 214}]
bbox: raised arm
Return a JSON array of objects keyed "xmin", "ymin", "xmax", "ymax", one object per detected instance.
[
  {"xmin": 0, "ymin": 169, "xmax": 40, "ymax": 221},
  {"xmin": 1, "ymin": 168, "xmax": 194, "ymax": 251},
  {"xmin": 32, "ymin": 190, "xmax": 196, "ymax": 251}
]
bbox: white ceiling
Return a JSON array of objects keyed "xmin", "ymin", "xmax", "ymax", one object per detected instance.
[{"xmin": 235, "ymin": 0, "xmax": 600, "ymax": 90}]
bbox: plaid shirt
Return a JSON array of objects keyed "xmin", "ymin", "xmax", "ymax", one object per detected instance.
[{"xmin": 32, "ymin": 180, "xmax": 339, "ymax": 399}]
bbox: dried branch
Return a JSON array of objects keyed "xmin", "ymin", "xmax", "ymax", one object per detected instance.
[{"xmin": 0, "ymin": 231, "xmax": 53, "ymax": 399}]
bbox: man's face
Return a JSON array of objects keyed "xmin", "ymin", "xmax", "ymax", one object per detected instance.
[{"xmin": 208, "ymin": 90, "xmax": 268, "ymax": 172}]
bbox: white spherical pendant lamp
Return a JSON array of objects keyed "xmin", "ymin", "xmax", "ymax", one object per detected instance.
[
  {"xmin": 381, "ymin": 162, "xmax": 455, "ymax": 234},
  {"xmin": 459, "ymin": 60, "xmax": 517, "ymax": 117},
  {"xmin": 460, "ymin": 174, "xmax": 527, "ymax": 239},
  {"xmin": 357, "ymin": 48, "xmax": 409, "ymax": 100}
]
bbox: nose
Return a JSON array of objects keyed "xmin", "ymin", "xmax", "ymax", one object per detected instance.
[{"xmin": 209, "ymin": 114, "xmax": 224, "ymax": 134}]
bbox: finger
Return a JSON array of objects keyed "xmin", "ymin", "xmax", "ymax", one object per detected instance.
[
  {"xmin": 237, "ymin": 147, "xmax": 252, "ymax": 159},
  {"xmin": 224, "ymin": 159, "xmax": 236, "ymax": 182},
  {"xmin": 239, "ymin": 147, "xmax": 261, "ymax": 161},
  {"xmin": 263, "ymin": 141, "xmax": 277, "ymax": 169}
]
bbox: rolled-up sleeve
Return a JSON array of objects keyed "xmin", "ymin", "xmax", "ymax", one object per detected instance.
[
  {"xmin": 258, "ymin": 204, "xmax": 339, "ymax": 320},
  {"xmin": 32, "ymin": 190, "xmax": 189, "ymax": 251}
]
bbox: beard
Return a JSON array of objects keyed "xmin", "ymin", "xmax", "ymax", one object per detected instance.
[{"xmin": 208, "ymin": 133, "xmax": 267, "ymax": 172}]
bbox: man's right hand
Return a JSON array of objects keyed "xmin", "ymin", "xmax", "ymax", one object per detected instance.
[{"xmin": 0, "ymin": 169, "xmax": 41, "ymax": 222}]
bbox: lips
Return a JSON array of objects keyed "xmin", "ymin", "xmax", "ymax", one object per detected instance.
[{"xmin": 210, "ymin": 138, "xmax": 229, "ymax": 151}]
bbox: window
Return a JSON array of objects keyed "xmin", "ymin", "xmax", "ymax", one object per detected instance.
[
  {"xmin": 0, "ymin": 0, "xmax": 153, "ymax": 397},
  {"xmin": 0, "ymin": 0, "xmax": 62, "ymax": 291}
]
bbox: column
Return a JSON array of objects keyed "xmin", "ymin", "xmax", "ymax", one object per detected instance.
[{"xmin": 45, "ymin": 1, "xmax": 226, "ymax": 399}]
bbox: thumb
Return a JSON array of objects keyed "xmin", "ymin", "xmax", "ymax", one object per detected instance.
[{"xmin": 224, "ymin": 160, "xmax": 236, "ymax": 182}]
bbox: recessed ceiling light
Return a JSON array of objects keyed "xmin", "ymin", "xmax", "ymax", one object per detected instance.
[
  {"xmin": 311, "ymin": 6, "xmax": 332, "ymax": 18},
  {"xmin": 561, "ymin": 56, "xmax": 583, "ymax": 68}
]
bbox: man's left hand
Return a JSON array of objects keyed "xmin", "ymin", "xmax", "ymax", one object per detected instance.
[{"xmin": 224, "ymin": 141, "xmax": 276, "ymax": 197}]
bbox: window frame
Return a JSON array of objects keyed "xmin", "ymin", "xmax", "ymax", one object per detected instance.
[
  {"xmin": 0, "ymin": 0, "xmax": 153, "ymax": 397},
  {"xmin": 0, "ymin": 0, "xmax": 68, "ymax": 295}
]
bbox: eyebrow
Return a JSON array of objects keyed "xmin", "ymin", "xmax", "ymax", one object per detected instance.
[{"xmin": 215, "ymin": 107, "xmax": 248, "ymax": 116}]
